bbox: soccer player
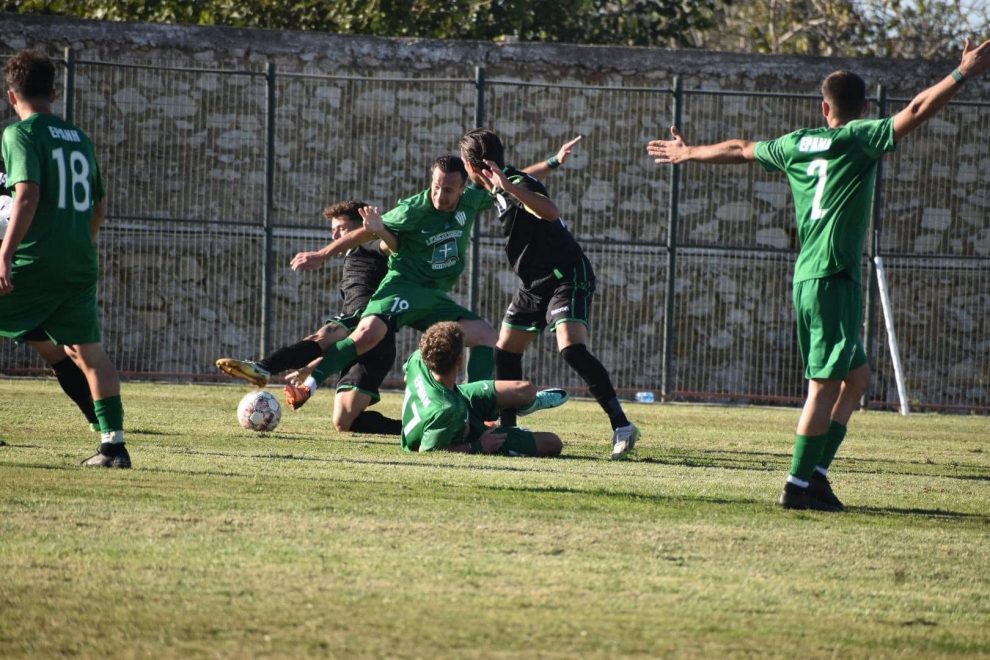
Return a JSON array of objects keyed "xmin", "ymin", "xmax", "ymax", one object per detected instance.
[
  {"xmin": 0, "ymin": 49, "xmax": 130, "ymax": 467},
  {"xmin": 285, "ymin": 154, "xmax": 555, "ymax": 410},
  {"xmin": 2, "ymin": 171, "xmax": 100, "ymax": 432},
  {"xmin": 216, "ymin": 201, "xmax": 403, "ymax": 435},
  {"xmin": 647, "ymin": 38, "xmax": 990, "ymax": 511},
  {"xmin": 459, "ymin": 129, "xmax": 640, "ymax": 460},
  {"xmin": 401, "ymin": 321, "xmax": 566, "ymax": 456}
]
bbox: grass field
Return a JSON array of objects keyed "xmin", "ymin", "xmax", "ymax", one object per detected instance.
[{"xmin": 1, "ymin": 379, "xmax": 988, "ymax": 658}]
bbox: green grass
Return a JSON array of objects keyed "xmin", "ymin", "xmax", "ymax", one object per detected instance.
[{"xmin": 1, "ymin": 379, "xmax": 988, "ymax": 658}]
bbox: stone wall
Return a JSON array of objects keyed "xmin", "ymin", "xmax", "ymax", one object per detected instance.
[{"xmin": 0, "ymin": 15, "xmax": 986, "ymax": 411}]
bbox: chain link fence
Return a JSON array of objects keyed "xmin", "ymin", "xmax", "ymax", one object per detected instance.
[{"xmin": 1, "ymin": 52, "xmax": 987, "ymax": 413}]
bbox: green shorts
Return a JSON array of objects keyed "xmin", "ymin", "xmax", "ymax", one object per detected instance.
[
  {"xmin": 0, "ymin": 279, "xmax": 101, "ymax": 345},
  {"xmin": 483, "ymin": 427, "xmax": 539, "ymax": 457},
  {"xmin": 793, "ymin": 272, "xmax": 867, "ymax": 381},
  {"xmin": 322, "ymin": 309, "xmax": 362, "ymax": 332},
  {"xmin": 362, "ymin": 274, "xmax": 481, "ymax": 332}
]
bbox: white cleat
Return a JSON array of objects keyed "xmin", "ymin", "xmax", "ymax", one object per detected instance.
[{"xmin": 610, "ymin": 423, "xmax": 640, "ymax": 460}]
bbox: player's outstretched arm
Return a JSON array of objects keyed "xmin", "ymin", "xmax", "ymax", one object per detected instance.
[
  {"xmin": 647, "ymin": 126, "xmax": 757, "ymax": 165},
  {"xmin": 893, "ymin": 38, "xmax": 990, "ymax": 142},
  {"xmin": 523, "ymin": 135, "xmax": 583, "ymax": 180},
  {"xmin": 484, "ymin": 159, "xmax": 560, "ymax": 221},
  {"xmin": 289, "ymin": 226, "xmax": 377, "ymax": 271},
  {"xmin": 359, "ymin": 205, "xmax": 399, "ymax": 254}
]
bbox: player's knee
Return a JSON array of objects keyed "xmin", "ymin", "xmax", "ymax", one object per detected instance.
[
  {"xmin": 537, "ymin": 434, "xmax": 563, "ymax": 457},
  {"xmin": 517, "ymin": 381, "xmax": 537, "ymax": 402}
]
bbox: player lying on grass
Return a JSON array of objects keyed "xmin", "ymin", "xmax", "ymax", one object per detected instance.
[
  {"xmin": 216, "ymin": 201, "xmax": 403, "ymax": 435},
  {"xmin": 647, "ymin": 37, "xmax": 990, "ymax": 511},
  {"xmin": 283, "ymin": 153, "xmax": 562, "ymax": 411},
  {"xmin": 0, "ymin": 50, "xmax": 130, "ymax": 467},
  {"xmin": 401, "ymin": 321, "xmax": 566, "ymax": 456},
  {"xmin": 460, "ymin": 129, "xmax": 639, "ymax": 460}
]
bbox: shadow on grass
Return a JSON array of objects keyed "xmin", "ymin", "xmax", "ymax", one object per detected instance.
[{"xmin": 846, "ymin": 505, "xmax": 990, "ymax": 521}]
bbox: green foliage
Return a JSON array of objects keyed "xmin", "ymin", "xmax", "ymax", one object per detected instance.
[{"xmin": 2, "ymin": 380, "xmax": 990, "ymax": 656}]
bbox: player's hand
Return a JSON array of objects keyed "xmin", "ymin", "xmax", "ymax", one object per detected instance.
[
  {"xmin": 359, "ymin": 205, "xmax": 385, "ymax": 235},
  {"xmin": 0, "ymin": 257, "xmax": 13, "ymax": 295},
  {"xmin": 482, "ymin": 159, "xmax": 509, "ymax": 190},
  {"xmin": 959, "ymin": 37, "xmax": 990, "ymax": 79},
  {"xmin": 646, "ymin": 126, "xmax": 690, "ymax": 165},
  {"xmin": 555, "ymin": 135, "xmax": 583, "ymax": 165},
  {"xmin": 290, "ymin": 251, "xmax": 325, "ymax": 271}
]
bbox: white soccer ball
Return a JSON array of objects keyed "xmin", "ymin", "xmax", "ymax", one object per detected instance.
[
  {"xmin": 237, "ymin": 390, "xmax": 281, "ymax": 432},
  {"xmin": 0, "ymin": 195, "xmax": 11, "ymax": 240}
]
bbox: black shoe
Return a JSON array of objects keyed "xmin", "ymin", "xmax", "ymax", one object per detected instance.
[
  {"xmin": 81, "ymin": 443, "xmax": 131, "ymax": 469},
  {"xmin": 808, "ymin": 471, "xmax": 844, "ymax": 511},
  {"xmin": 777, "ymin": 482, "xmax": 841, "ymax": 512}
]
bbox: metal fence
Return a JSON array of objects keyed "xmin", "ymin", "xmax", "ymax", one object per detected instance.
[{"xmin": 1, "ymin": 50, "xmax": 987, "ymax": 413}]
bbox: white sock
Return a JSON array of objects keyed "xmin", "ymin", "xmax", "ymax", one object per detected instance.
[
  {"xmin": 814, "ymin": 466, "xmax": 828, "ymax": 477},
  {"xmin": 101, "ymin": 430, "xmax": 125, "ymax": 445},
  {"xmin": 303, "ymin": 376, "xmax": 318, "ymax": 393},
  {"xmin": 786, "ymin": 474, "xmax": 809, "ymax": 488}
]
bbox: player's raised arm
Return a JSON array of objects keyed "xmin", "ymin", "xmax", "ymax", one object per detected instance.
[
  {"xmin": 359, "ymin": 205, "xmax": 399, "ymax": 254},
  {"xmin": 893, "ymin": 38, "xmax": 990, "ymax": 142},
  {"xmin": 523, "ymin": 135, "xmax": 583, "ymax": 180},
  {"xmin": 483, "ymin": 160, "xmax": 560, "ymax": 221},
  {"xmin": 289, "ymin": 226, "xmax": 377, "ymax": 271},
  {"xmin": 647, "ymin": 126, "xmax": 757, "ymax": 165}
]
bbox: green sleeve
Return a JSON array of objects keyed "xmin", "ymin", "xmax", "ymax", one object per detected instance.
[
  {"xmin": 849, "ymin": 118, "xmax": 896, "ymax": 157},
  {"xmin": 2, "ymin": 126, "xmax": 39, "ymax": 187},
  {"xmin": 754, "ymin": 135, "xmax": 789, "ymax": 173},
  {"xmin": 463, "ymin": 185, "xmax": 494, "ymax": 212}
]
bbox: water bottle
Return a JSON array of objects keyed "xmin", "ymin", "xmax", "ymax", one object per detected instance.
[{"xmin": 634, "ymin": 391, "xmax": 655, "ymax": 404}]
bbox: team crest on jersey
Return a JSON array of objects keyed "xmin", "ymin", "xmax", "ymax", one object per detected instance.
[{"xmin": 455, "ymin": 211, "xmax": 467, "ymax": 226}]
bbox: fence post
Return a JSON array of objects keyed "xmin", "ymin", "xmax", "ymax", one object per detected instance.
[
  {"xmin": 862, "ymin": 82, "xmax": 887, "ymax": 408},
  {"xmin": 63, "ymin": 46, "xmax": 74, "ymax": 123},
  {"xmin": 260, "ymin": 61, "xmax": 276, "ymax": 358},
  {"xmin": 661, "ymin": 77, "xmax": 682, "ymax": 401},
  {"xmin": 469, "ymin": 66, "xmax": 486, "ymax": 314}
]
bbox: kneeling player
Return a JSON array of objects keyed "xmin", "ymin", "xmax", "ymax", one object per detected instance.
[{"xmin": 401, "ymin": 321, "xmax": 566, "ymax": 456}]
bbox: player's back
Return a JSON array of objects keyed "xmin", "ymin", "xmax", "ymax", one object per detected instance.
[
  {"xmin": 400, "ymin": 350, "xmax": 469, "ymax": 452},
  {"xmin": 2, "ymin": 113, "xmax": 103, "ymax": 285}
]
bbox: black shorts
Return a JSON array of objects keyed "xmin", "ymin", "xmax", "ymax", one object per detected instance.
[
  {"xmin": 503, "ymin": 257, "xmax": 596, "ymax": 333},
  {"xmin": 335, "ymin": 328, "xmax": 397, "ymax": 403},
  {"xmin": 21, "ymin": 326, "xmax": 50, "ymax": 342}
]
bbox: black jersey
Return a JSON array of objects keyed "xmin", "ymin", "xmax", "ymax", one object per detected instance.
[
  {"xmin": 339, "ymin": 241, "xmax": 389, "ymax": 315},
  {"xmin": 494, "ymin": 166, "xmax": 587, "ymax": 287}
]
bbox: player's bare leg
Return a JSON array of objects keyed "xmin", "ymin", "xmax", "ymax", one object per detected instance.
[
  {"xmin": 218, "ymin": 322, "xmax": 348, "ymax": 387},
  {"xmin": 65, "ymin": 342, "xmax": 130, "ymax": 469},
  {"xmin": 29, "ymin": 338, "xmax": 100, "ymax": 431}
]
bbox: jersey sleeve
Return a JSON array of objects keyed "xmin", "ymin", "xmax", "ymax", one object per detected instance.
[
  {"xmin": 382, "ymin": 202, "xmax": 416, "ymax": 233},
  {"xmin": 1, "ymin": 125, "xmax": 41, "ymax": 187},
  {"xmin": 754, "ymin": 134, "xmax": 791, "ymax": 173},
  {"xmin": 462, "ymin": 185, "xmax": 494, "ymax": 212},
  {"xmin": 848, "ymin": 118, "xmax": 896, "ymax": 158}
]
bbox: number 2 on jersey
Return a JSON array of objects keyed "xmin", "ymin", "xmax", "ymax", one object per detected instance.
[
  {"xmin": 807, "ymin": 159, "xmax": 829, "ymax": 221},
  {"xmin": 51, "ymin": 147, "xmax": 91, "ymax": 212}
]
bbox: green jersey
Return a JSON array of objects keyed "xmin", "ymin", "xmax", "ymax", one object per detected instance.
[
  {"xmin": 381, "ymin": 186, "xmax": 492, "ymax": 292},
  {"xmin": 754, "ymin": 117, "xmax": 895, "ymax": 283},
  {"xmin": 400, "ymin": 350, "xmax": 469, "ymax": 452},
  {"xmin": 2, "ymin": 112, "xmax": 105, "ymax": 288}
]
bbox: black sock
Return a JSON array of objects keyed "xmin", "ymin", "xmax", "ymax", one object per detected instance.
[
  {"xmin": 259, "ymin": 340, "xmax": 323, "ymax": 375},
  {"xmin": 51, "ymin": 357, "xmax": 98, "ymax": 425},
  {"xmin": 560, "ymin": 344, "xmax": 629, "ymax": 430},
  {"xmin": 495, "ymin": 348, "xmax": 524, "ymax": 427},
  {"xmin": 348, "ymin": 410, "xmax": 402, "ymax": 435}
]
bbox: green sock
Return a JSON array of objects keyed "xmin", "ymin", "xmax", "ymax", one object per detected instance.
[
  {"xmin": 466, "ymin": 346, "xmax": 494, "ymax": 382},
  {"xmin": 789, "ymin": 433, "xmax": 827, "ymax": 482},
  {"xmin": 310, "ymin": 338, "xmax": 358, "ymax": 385},
  {"xmin": 818, "ymin": 421, "xmax": 847, "ymax": 471},
  {"xmin": 93, "ymin": 395, "xmax": 124, "ymax": 434}
]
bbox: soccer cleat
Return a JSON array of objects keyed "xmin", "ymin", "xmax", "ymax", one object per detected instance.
[
  {"xmin": 777, "ymin": 482, "xmax": 841, "ymax": 512},
  {"xmin": 610, "ymin": 422, "xmax": 640, "ymax": 460},
  {"xmin": 284, "ymin": 383, "xmax": 312, "ymax": 411},
  {"xmin": 216, "ymin": 358, "xmax": 271, "ymax": 388},
  {"xmin": 518, "ymin": 388, "xmax": 569, "ymax": 417},
  {"xmin": 809, "ymin": 471, "xmax": 845, "ymax": 511},
  {"xmin": 81, "ymin": 443, "xmax": 131, "ymax": 469}
]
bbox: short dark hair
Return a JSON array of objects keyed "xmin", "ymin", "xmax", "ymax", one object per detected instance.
[
  {"xmin": 821, "ymin": 71, "xmax": 867, "ymax": 121},
  {"xmin": 3, "ymin": 49, "xmax": 55, "ymax": 101},
  {"xmin": 459, "ymin": 128, "xmax": 505, "ymax": 169},
  {"xmin": 323, "ymin": 200, "xmax": 366, "ymax": 225},
  {"xmin": 431, "ymin": 155, "xmax": 468, "ymax": 182},
  {"xmin": 419, "ymin": 321, "xmax": 463, "ymax": 376}
]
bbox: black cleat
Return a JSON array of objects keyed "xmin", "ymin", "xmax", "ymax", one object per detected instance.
[
  {"xmin": 81, "ymin": 443, "xmax": 131, "ymax": 469},
  {"xmin": 777, "ymin": 482, "xmax": 841, "ymax": 512},
  {"xmin": 808, "ymin": 471, "xmax": 844, "ymax": 511}
]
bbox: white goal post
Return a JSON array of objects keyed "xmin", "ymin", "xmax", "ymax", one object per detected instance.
[{"xmin": 873, "ymin": 256, "xmax": 910, "ymax": 415}]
